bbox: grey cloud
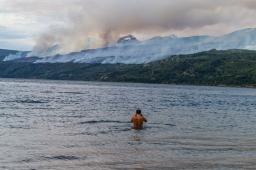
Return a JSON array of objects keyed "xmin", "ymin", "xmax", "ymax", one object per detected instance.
[
  {"xmin": 0, "ymin": 26, "xmax": 30, "ymax": 39},
  {"xmin": 2, "ymin": 0, "xmax": 256, "ymax": 55}
]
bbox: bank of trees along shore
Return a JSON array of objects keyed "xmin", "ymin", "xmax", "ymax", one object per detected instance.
[{"xmin": 0, "ymin": 49, "xmax": 256, "ymax": 87}]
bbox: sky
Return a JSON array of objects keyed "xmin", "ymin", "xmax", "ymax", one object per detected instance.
[{"xmin": 1, "ymin": 0, "xmax": 256, "ymax": 52}]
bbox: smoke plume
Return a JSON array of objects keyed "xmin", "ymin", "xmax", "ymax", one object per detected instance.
[{"xmin": 2, "ymin": 0, "xmax": 256, "ymax": 56}]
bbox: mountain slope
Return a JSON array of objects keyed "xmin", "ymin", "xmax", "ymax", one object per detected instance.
[
  {"xmin": 1, "ymin": 49, "xmax": 256, "ymax": 87},
  {"xmin": 33, "ymin": 28, "xmax": 256, "ymax": 64},
  {"xmin": 3, "ymin": 28, "xmax": 256, "ymax": 64},
  {"xmin": 0, "ymin": 49, "xmax": 20, "ymax": 61}
]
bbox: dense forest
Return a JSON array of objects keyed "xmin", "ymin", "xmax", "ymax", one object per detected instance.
[{"xmin": 0, "ymin": 49, "xmax": 256, "ymax": 87}]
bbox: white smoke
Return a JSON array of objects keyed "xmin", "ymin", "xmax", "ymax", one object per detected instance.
[
  {"xmin": 3, "ymin": 52, "xmax": 26, "ymax": 61},
  {"xmin": 2, "ymin": 0, "xmax": 256, "ymax": 57}
]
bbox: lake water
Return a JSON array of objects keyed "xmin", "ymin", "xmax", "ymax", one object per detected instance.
[{"xmin": 0, "ymin": 79, "xmax": 256, "ymax": 170}]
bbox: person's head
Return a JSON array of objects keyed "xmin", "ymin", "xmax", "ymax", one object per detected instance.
[{"xmin": 136, "ymin": 109, "xmax": 142, "ymax": 115}]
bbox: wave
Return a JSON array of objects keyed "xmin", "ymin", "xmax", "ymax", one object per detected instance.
[
  {"xmin": 8, "ymin": 125, "xmax": 31, "ymax": 129},
  {"xmin": 43, "ymin": 155, "xmax": 80, "ymax": 161},
  {"xmin": 3, "ymin": 99, "xmax": 48, "ymax": 104},
  {"xmin": 79, "ymin": 120, "xmax": 176, "ymax": 128},
  {"xmin": 79, "ymin": 120, "xmax": 130, "ymax": 124},
  {"xmin": 59, "ymin": 92, "xmax": 86, "ymax": 95},
  {"xmin": 151, "ymin": 123, "xmax": 176, "ymax": 127}
]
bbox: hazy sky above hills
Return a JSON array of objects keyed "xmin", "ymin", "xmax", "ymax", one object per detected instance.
[{"xmin": 1, "ymin": 0, "xmax": 256, "ymax": 51}]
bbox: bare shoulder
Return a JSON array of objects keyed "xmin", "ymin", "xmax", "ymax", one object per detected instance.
[{"xmin": 131, "ymin": 113, "xmax": 136, "ymax": 122}]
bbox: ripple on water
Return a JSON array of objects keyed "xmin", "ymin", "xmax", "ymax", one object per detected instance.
[
  {"xmin": 0, "ymin": 80, "xmax": 256, "ymax": 169},
  {"xmin": 43, "ymin": 155, "xmax": 81, "ymax": 161},
  {"xmin": 2, "ymin": 99, "xmax": 49, "ymax": 104}
]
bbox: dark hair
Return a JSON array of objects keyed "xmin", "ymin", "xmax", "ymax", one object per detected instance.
[{"xmin": 136, "ymin": 109, "xmax": 141, "ymax": 114}]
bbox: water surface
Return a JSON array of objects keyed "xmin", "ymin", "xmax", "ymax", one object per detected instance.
[{"xmin": 0, "ymin": 79, "xmax": 256, "ymax": 169}]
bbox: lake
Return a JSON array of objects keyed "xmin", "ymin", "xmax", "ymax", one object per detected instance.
[{"xmin": 0, "ymin": 79, "xmax": 256, "ymax": 170}]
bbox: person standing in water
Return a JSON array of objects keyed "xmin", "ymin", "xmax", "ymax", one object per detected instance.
[{"xmin": 131, "ymin": 109, "xmax": 147, "ymax": 130}]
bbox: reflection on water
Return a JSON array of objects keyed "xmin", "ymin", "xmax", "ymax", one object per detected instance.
[
  {"xmin": 132, "ymin": 135, "xmax": 142, "ymax": 142},
  {"xmin": 0, "ymin": 79, "xmax": 256, "ymax": 169}
]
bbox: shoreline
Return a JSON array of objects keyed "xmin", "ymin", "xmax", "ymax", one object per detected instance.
[
  {"xmin": 1, "ymin": 49, "xmax": 256, "ymax": 88},
  {"xmin": 0, "ymin": 77, "xmax": 255, "ymax": 90}
]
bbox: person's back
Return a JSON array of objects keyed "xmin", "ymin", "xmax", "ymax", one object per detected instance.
[{"xmin": 131, "ymin": 109, "xmax": 147, "ymax": 130}]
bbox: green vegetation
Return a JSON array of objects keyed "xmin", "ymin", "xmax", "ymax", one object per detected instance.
[
  {"xmin": 0, "ymin": 49, "xmax": 256, "ymax": 87},
  {"xmin": 0, "ymin": 49, "xmax": 19, "ymax": 61}
]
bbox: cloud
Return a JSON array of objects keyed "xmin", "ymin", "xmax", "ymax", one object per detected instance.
[
  {"xmin": 0, "ymin": 25, "xmax": 33, "ymax": 50},
  {"xmin": 0, "ymin": 26, "xmax": 29, "ymax": 39},
  {"xmin": 0, "ymin": 38, "xmax": 33, "ymax": 51},
  {"xmin": 1, "ymin": 0, "xmax": 256, "ymax": 54}
]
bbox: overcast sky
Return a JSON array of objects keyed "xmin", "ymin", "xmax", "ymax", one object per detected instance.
[{"xmin": 1, "ymin": 0, "xmax": 256, "ymax": 51}]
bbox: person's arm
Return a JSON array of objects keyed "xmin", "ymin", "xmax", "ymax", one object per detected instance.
[
  {"xmin": 143, "ymin": 116, "xmax": 147, "ymax": 122},
  {"xmin": 131, "ymin": 114, "xmax": 135, "ymax": 122}
]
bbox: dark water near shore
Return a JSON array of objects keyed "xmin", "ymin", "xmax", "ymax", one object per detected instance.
[{"xmin": 0, "ymin": 79, "xmax": 256, "ymax": 170}]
